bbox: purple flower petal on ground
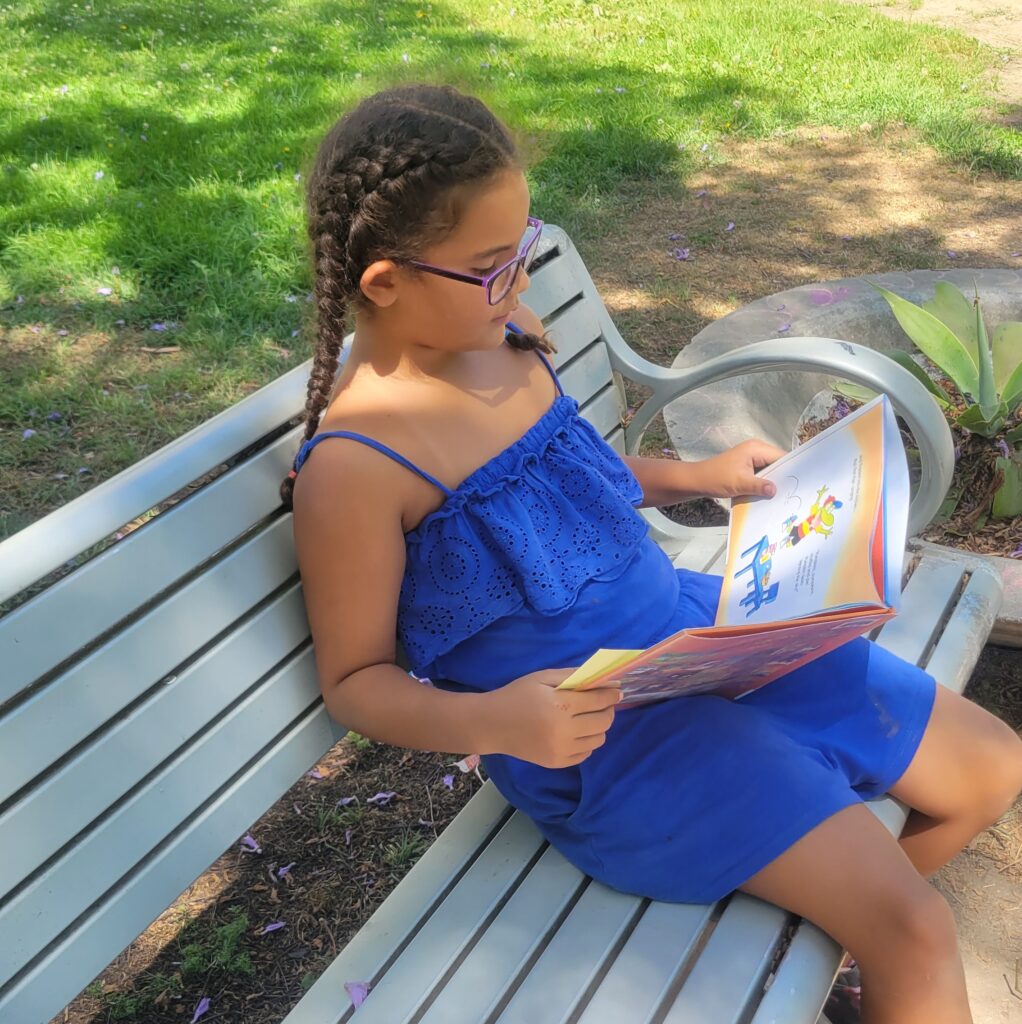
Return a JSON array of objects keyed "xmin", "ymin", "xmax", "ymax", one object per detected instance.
[
  {"xmin": 835, "ymin": 399, "xmax": 851, "ymax": 419},
  {"xmin": 667, "ymin": 232, "xmax": 681, "ymax": 241},
  {"xmin": 22, "ymin": 429, "xmax": 36, "ymax": 439},
  {"xmin": 953, "ymin": 444, "xmax": 962, "ymax": 462},
  {"xmin": 190, "ymin": 997, "xmax": 211, "ymax": 1023},
  {"xmin": 775, "ymin": 304, "xmax": 786, "ymax": 312},
  {"xmin": 694, "ymin": 189, "xmax": 707, "ymax": 198},
  {"xmin": 345, "ymin": 981, "xmax": 371, "ymax": 1008},
  {"xmin": 94, "ymin": 170, "xmax": 104, "ymax": 180},
  {"xmin": 293, "ymin": 802, "xmax": 302, "ymax": 815},
  {"xmin": 53, "ymin": 472, "xmax": 68, "ymax": 480},
  {"xmin": 307, "ymin": 768, "xmax": 324, "ymax": 779},
  {"xmin": 46, "ymin": 411, "xmax": 62, "ymax": 420},
  {"xmin": 997, "ymin": 439, "xmax": 1011, "ymax": 458},
  {"xmin": 344, "ymin": 828, "xmax": 353, "ymax": 845},
  {"xmin": 946, "ymin": 250, "xmax": 959, "ymax": 260},
  {"xmin": 442, "ymin": 774, "xmax": 454, "ymax": 790},
  {"xmin": 240, "ymin": 834, "xmax": 261, "ymax": 853},
  {"xmin": 291, "ymin": 329, "xmax": 300, "ymax": 337},
  {"xmin": 97, "ymin": 287, "xmax": 112, "ymax": 295},
  {"xmin": 1011, "ymin": 252, "xmax": 1022, "ymax": 258},
  {"xmin": 150, "ymin": 322, "xmax": 167, "ymax": 331},
  {"xmin": 115, "ymin": 319, "xmax": 125, "ymax": 326},
  {"xmin": 337, "ymin": 796, "xmax": 358, "ymax": 806},
  {"xmin": 277, "ymin": 862, "xmax": 296, "ymax": 879},
  {"xmin": 367, "ymin": 791, "xmax": 396, "ymax": 806},
  {"xmin": 78, "ymin": 466, "xmax": 91, "ymax": 475},
  {"xmin": 777, "ymin": 323, "xmax": 791, "ymax": 333},
  {"xmin": 58, "ymin": 329, "xmax": 69, "ymax": 336},
  {"xmin": 261, "ymin": 921, "xmax": 286, "ymax": 934},
  {"xmin": 1011, "ymin": 544, "xmax": 1022, "ymax": 559},
  {"xmin": 725, "ymin": 222, "xmax": 735, "ymax": 232},
  {"xmin": 671, "ymin": 247, "xmax": 691, "ymax": 261},
  {"xmin": 841, "ymin": 235, "xmax": 852, "ymax": 241},
  {"xmin": 700, "ymin": 143, "xmax": 708, "ymax": 152}
]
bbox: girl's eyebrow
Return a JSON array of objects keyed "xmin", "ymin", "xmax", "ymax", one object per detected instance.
[{"xmin": 472, "ymin": 240, "xmax": 516, "ymax": 259}]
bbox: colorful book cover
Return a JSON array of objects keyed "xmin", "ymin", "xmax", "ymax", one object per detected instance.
[{"xmin": 558, "ymin": 394, "xmax": 909, "ymax": 707}]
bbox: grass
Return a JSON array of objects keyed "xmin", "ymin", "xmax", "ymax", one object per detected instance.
[{"xmin": 1, "ymin": 0, "xmax": 1020, "ymax": 540}]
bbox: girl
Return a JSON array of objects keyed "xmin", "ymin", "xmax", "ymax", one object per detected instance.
[{"xmin": 285, "ymin": 84, "xmax": 1022, "ymax": 1024}]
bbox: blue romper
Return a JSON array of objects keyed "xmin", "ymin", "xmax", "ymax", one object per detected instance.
[{"xmin": 293, "ymin": 340, "xmax": 937, "ymax": 903}]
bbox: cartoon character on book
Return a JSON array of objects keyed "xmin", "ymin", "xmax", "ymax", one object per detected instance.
[
  {"xmin": 736, "ymin": 535, "xmax": 779, "ymax": 616},
  {"xmin": 781, "ymin": 485, "xmax": 844, "ymax": 549}
]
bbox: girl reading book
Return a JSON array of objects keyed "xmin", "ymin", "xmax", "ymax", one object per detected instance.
[{"xmin": 284, "ymin": 84, "xmax": 1022, "ymax": 1024}]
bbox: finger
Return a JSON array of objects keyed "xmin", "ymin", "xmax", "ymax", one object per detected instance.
[
  {"xmin": 574, "ymin": 705, "xmax": 616, "ymax": 731},
  {"xmin": 570, "ymin": 685, "xmax": 622, "ymax": 713}
]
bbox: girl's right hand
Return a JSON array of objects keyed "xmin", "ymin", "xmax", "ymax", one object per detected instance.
[{"xmin": 480, "ymin": 668, "xmax": 622, "ymax": 769}]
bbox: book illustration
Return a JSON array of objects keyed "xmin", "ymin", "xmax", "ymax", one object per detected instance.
[
  {"xmin": 781, "ymin": 484, "xmax": 844, "ymax": 549},
  {"xmin": 735, "ymin": 536, "xmax": 779, "ymax": 617}
]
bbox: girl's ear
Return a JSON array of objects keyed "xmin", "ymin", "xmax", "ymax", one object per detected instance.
[{"xmin": 359, "ymin": 260, "xmax": 400, "ymax": 308}]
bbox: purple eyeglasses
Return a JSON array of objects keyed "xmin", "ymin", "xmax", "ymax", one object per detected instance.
[{"xmin": 408, "ymin": 217, "xmax": 543, "ymax": 306}]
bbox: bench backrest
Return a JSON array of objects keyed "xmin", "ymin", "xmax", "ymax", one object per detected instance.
[{"xmin": 0, "ymin": 226, "xmax": 632, "ymax": 1023}]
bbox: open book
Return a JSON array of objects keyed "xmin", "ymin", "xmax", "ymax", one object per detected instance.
[{"xmin": 558, "ymin": 393, "xmax": 910, "ymax": 707}]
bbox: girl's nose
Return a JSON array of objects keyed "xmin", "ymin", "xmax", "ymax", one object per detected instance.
[{"xmin": 515, "ymin": 265, "xmax": 531, "ymax": 295}]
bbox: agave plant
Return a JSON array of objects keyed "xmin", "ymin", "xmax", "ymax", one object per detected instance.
[{"xmin": 833, "ymin": 281, "xmax": 1022, "ymax": 519}]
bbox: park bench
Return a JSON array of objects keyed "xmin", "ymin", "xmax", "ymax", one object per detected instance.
[{"xmin": 0, "ymin": 225, "xmax": 1003, "ymax": 1024}]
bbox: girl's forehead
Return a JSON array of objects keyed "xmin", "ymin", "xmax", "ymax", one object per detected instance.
[{"xmin": 445, "ymin": 170, "xmax": 530, "ymax": 253}]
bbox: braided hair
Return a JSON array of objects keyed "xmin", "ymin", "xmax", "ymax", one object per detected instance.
[{"xmin": 280, "ymin": 84, "xmax": 551, "ymax": 509}]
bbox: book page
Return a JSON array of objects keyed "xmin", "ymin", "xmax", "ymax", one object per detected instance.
[{"xmin": 716, "ymin": 395, "xmax": 889, "ymax": 627}]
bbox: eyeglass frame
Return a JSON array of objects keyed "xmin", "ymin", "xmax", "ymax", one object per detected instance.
[{"xmin": 406, "ymin": 216, "xmax": 544, "ymax": 306}]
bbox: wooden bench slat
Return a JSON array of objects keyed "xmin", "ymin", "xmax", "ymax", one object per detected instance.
[
  {"xmin": 279, "ymin": 783, "xmax": 514, "ymax": 1024},
  {"xmin": 660, "ymin": 894, "xmax": 788, "ymax": 1024},
  {"xmin": 0, "ymin": 581, "xmax": 311, "ymax": 910},
  {"xmin": 0, "ymin": 427, "xmax": 301, "ymax": 706},
  {"xmin": 491, "ymin": 882, "xmax": 645, "ymax": 1024},
  {"xmin": 872, "ymin": 556, "xmax": 964, "ymax": 666},
  {"xmin": 573, "ymin": 901, "xmax": 717, "ymax": 1024},
  {"xmin": 0, "ymin": 516, "xmax": 298, "ymax": 808},
  {"xmin": 0, "ymin": 643, "xmax": 322, "ymax": 983},
  {"xmin": 304, "ymin": 812, "xmax": 546, "ymax": 1024},
  {"xmin": 518, "ymin": 251, "xmax": 581, "ymax": 322},
  {"xmin": 0, "ymin": 703, "xmax": 340, "ymax": 1024},
  {"xmin": 559, "ymin": 343, "xmax": 614, "ymax": 410},
  {"xmin": 579, "ymin": 383, "xmax": 624, "ymax": 440},
  {"xmin": 414, "ymin": 846, "xmax": 586, "ymax": 1024},
  {"xmin": 546, "ymin": 296, "xmax": 604, "ymax": 368}
]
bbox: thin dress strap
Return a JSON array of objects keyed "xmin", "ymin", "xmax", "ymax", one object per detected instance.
[
  {"xmin": 292, "ymin": 431, "xmax": 455, "ymax": 496},
  {"xmin": 507, "ymin": 320, "xmax": 564, "ymax": 397}
]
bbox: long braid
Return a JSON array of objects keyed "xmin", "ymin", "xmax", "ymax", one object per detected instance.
[{"xmin": 280, "ymin": 85, "xmax": 550, "ymax": 508}]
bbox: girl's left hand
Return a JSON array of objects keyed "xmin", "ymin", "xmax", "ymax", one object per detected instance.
[{"xmin": 696, "ymin": 439, "xmax": 788, "ymax": 500}]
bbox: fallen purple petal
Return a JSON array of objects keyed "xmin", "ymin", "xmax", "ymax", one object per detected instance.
[
  {"xmin": 307, "ymin": 768, "xmax": 324, "ymax": 780},
  {"xmin": 1011, "ymin": 252, "xmax": 1022, "ymax": 258},
  {"xmin": 78, "ymin": 467, "xmax": 91, "ymax": 475},
  {"xmin": 775, "ymin": 304, "xmax": 786, "ymax": 312},
  {"xmin": 777, "ymin": 323, "xmax": 792, "ymax": 333},
  {"xmin": 442, "ymin": 774, "xmax": 454, "ymax": 790},
  {"xmin": 115, "ymin": 319, "xmax": 125, "ymax": 326},
  {"xmin": 190, "ymin": 997, "xmax": 211, "ymax": 1024},
  {"xmin": 671, "ymin": 247, "xmax": 691, "ymax": 261},
  {"xmin": 841, "ymin": 235, "xmax": 852, "ymax": 241},
  {"xmin": 240, "ymin": 834, "xmax": 262, "ymax": 853},
  {"xmin": 367, "ymin": 791, "xmax": 396, "ymax": 806},
  {"xmin": 53, "ymin": 472, "xmax": 68, "ymax": 480},
  {"xmin": 293, "ymin": 802, "xmax": 302, "ymax": 814},
  {"xmin": 22, "ymin": 429, "xmax": 36, "ymax": 440},
  {"xmin": 336, "ymin": 795, "xmax": 358, "ymax": 806},
  {"xmin": 97, "ymin": 287, "xmax": 112, "ymax": 295},
  {"xmin": 946, "ymin": 250, "xmax": 959, "ymax": 260},
  {"xmin": 835, "ymin": 399, "xmax": 851, "ymax": 419},
  {"xmin": 694, "ymin": 189, "xmax": 707, "ymax": 198},
  {"xmin": 725, "ymin": 222, "xmax": 735, "ymax": 232},
  {"xmin": 344, "ymin": 828, "xmax": 353, "ymax": 845},
  {"xmin": 345, "ymin": 981, "xmax": 371, "ymax": 1008},
  {"xmin": 667, "ymin": 232, "xmax": 681, "ymax": 241},
  {"xmin": 58, "ymin": 329, "xmax": 69, "ymax": 336},
  {"xmin": 277, "ymin": 862, "xmax": 296, "ymax": 879},
  {"xmin": 700, "ymin": 143, "xmax": 708, "ymax": 152},
  {"xmin": 418, "ymin": 818, "xmax": 435, "ymax": 826},
  {"xmin": 149, "ymin": 322, "xmax": 167, "ymax": 331},
  {"xmin": 997, "ymin": 439, "xmax": 1011, "ymax": 458},
  {"xmin": 94, "ymin": 170, "xmax": 104, "ymax": 181},
  {"xmin": 46, "ymin": 411, "xmax": 62, "ymax": 421},
  {"xmin": 261, "ymin": 921, "xmax": 286, "ymax": 934}
]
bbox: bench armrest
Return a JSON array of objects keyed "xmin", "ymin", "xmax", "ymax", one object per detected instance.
[{"xmin": 608, "ymin": 337, "xmax": 954, "ymax": 539}]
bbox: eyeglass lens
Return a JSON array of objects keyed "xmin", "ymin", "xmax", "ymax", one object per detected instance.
[{"xmin": 488, "ymin": 224, "xmax": 542, "ymax": 305}]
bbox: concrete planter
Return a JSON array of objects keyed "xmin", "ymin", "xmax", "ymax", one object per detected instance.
[{"xmin": 664, "ymin": 269, "xmax": 1022, "ymax": 645}]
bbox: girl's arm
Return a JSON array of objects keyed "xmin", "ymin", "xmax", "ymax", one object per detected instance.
[{"xmin": 623, "ymin": 441, "xmax": 785, "ymax": 507}]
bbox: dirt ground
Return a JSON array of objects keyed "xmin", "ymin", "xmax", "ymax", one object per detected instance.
[
  {"xmin": 842, "ymin": 0, "xmax": 1022, "ymax": 115},
  {"xmin": 56, "ymin": 74, "xmax": 1022, "ymax": 1024}
]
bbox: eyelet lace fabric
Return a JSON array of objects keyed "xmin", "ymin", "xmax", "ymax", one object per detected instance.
[{"xmin": 399, "ymin": 395, "xmax": 648, "ymax": 674}]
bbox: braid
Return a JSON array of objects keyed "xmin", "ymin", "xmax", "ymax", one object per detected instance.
[{"xmin": 281, "ymin": 85, "xmax": 528, "ymax": 509}]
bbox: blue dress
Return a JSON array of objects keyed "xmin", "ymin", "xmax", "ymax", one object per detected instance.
[{"xmin": 293, "ymin": 343, "xmax": 937, "ymax": 903}]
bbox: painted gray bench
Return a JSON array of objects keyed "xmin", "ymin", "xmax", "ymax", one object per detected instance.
[{"xmin": 0, "ymin": 226, "xmax": 1002, "ymax": 1024}]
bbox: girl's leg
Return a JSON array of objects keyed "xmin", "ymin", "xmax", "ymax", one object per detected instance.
[
  {"xmin": 887, "ymin": 685, "xmax": 1022, "ymax": 877},
  {"xmin": 738, "ymin": 802, "xmax": 971, "ymax": 1024}
]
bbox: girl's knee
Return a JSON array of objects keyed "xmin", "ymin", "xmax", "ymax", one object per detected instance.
[
  {"xmin": 975, "ymin": 718, "xmax": 1022, "ymax": 826},
  {"xmin": 865, "ymin": 883, "xmax": 958, "ymax": 966}
]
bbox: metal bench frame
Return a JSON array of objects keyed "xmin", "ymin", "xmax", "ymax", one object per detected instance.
[{"xmin": 0, "ymin": 226, "xmax": 1002, "ymax": 1024}]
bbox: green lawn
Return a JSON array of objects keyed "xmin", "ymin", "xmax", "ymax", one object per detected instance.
[{"xmin": 2, "ymin": 0, "xmax": 1019, "ymax": 539}]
